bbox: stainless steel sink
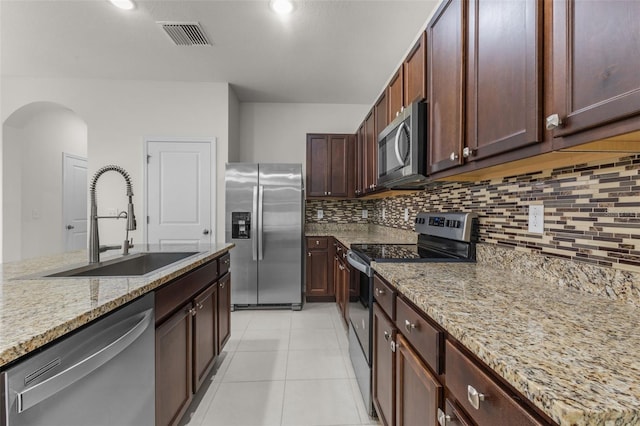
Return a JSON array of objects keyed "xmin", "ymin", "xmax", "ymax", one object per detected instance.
[{"xmin": 44, "ymin": 252, "xmax": 201, "ymax": 277}]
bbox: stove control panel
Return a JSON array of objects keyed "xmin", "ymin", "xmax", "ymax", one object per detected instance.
[{"xmin": 415, "ymin": 212, "xmax": 478, "ymax": 242}]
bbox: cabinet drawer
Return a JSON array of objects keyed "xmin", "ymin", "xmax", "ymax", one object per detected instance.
[
  {"xmin": 219, "ymin": 252, "xmax": 231, "ymax": 276},
  {"xmin": 396, "ymin": 297, "xmax": 442, "ymax": 375},
  {"xmin": 445, "ymin": 340, "xmax": 544, "ymax": 426},
  {"xmin": 373, "ymin": 274, "xmax": 396, "ymax": 320},
  {"xmin": 155, "ymin": 260, "xmax": 218, "ymax": 324},
  {"xmin": 307, "ymin": 237, "xmax": 328, "ymax": 250}
]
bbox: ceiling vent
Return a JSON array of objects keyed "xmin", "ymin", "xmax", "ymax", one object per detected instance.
[{"xmin": 157, "ymin": 22, "xmax": 212, "ymax": 46}]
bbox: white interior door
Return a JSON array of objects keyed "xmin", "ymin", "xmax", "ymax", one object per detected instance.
[
  {"xmin": 62, "ymin": 154, "xmax": 88, "ymax": 252},
  {"xmin": 146, "ymin": 140, "xmax": 213, "ymax": 248}
]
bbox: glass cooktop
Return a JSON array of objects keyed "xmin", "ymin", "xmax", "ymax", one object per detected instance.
[{"xmin": 349, "ymin": 243, "xmax": 459, "ymax": 263}]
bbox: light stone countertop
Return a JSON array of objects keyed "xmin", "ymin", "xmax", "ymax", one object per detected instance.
[
  {"xmin": 0, "ymin": 243, "xmax": 233, "ymax": 368},
  {"xmin": 372, "ymin": 261, "xmax": 640, "ymax": 426}
]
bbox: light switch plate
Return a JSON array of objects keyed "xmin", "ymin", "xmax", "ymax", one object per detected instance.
[
  {"xmin": 382, "ymin": 207, "xmax": 386, "ymax": 220},
  {"xmin": 317, "ymin": 209, "xmax": 323, "ymax": 219},
  {"xmin": 528, "ymin": 205, "xmax": 544, "ymax": 234},
  {"xmin": 404, "ymin": 208, "xmax": 409, "ymax": 222},
  {"xmin": 362, "ymin": 209, "xmax": 368, "ymax": 219}
]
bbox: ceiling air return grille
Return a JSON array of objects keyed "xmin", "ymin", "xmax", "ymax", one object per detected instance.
[{"xmin": 158, "ymin": 22, "xmax": 212, "ymax": 46}]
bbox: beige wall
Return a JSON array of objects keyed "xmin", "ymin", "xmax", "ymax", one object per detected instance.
[{"xmin": 238, "ymin": 102, "xmax": 369, "ymax": 174}]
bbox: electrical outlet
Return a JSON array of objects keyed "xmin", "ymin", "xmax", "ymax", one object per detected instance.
[
  {"xmin": 404, "ymin": 208, "xmax": 409, "ymax": 222},
  {"xmin": 317, "ymin": 209, "xmax": 324, "ymax": 219},
  {"xmin": 382, "ymin": 207, "xmax": 386, "ymax": 220},
  {"xmin": 362, "ymin": 209, "xmax": 368, "ymax": 219},
  {"xmin": 528, "ymin": 205, "xmax": 544, "ymax": 234}
]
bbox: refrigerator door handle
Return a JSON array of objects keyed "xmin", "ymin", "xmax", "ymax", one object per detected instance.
[
  {"xmin": 258, "ymin": 185, "xmax": 264, "ymax": 260},
  {"xmin": 252, "ymin": 185, "xmax": 259, "ymax": 261}
]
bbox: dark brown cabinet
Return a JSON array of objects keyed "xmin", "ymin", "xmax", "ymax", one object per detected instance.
[
  {"xmin": 217, "ymin": 272, "xmax": 231, "ymax": 353},
  {"xmin": 427, "ymin": 0, "xmax": 465, "ymax": 175},
  {"xmin": 155, "ymin": 255, "xmax": 231, "ymax": 426},
  {"xmin": 355, "ymin": 124, "xmax": 365, "ymax": 196},
  {"xmin": 333, "ymin": 242, "xmax": 350, "ymax": 325},
  {"xmin": 466, "ymin": 0, "xmax": 542, "ymax": 161},
  {"xmin": 388, "ymin": 68, "xmax": 405, "ymax": 122},
  {"xmin": 404, "ymin": 32, "xmax": 427, "ymax": 105},
  {"xmin": 156, "ymin": 304, "xmax": 193, "ymax": 426},
  {"xmin": 364, "ymin": 110, "xmax": 378, "ymax": 194},
  {"xmin": 550, "ymin": 0, "xmax": 640, "ymax": 140},
  {"xmin": 306, "ymin": 133, "xmax": 353, "ymax": 198},
  {"xmin": 396, "ymin": 334, "xmax": 442, "ymax": 426},
  {"xmin": 373, "ymin": 303, "xmax": 396, "ymax": 426},
  {"xmin": 305, "ymin": 237, "xmax": 333, "ymax": 300}
]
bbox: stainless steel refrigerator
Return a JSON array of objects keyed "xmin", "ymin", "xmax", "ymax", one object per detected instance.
[{"xmin": 225, "ymin": 163, "xmax": 303, "ymax": 310}]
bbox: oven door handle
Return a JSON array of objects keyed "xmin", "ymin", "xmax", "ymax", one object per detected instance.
[{"xmin": 347, "ymin": 250, "xmax": 372, "ymax": 277}]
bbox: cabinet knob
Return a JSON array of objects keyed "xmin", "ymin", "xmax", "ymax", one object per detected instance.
[
  {"xmin": 223, "ymin": 258, "xmax": 230, "ymax": 265},
  {"xmin": 220, "ymin": 281, "xmax": 225, "ymax": 289},
  {"xmin": 404, "ymin": 319, "xmax": 416, "ymax": 333},
  {"xmin": 375, "ymin": 288, "xmax": 385, "ymax": 296},
  {"xmin": 449, "ymin": 152, "xmax": 459, "ymax": 161},
  {"xmin": 437, "ymin": 408, "xmax": 451, "ymax": 426},
  {"xmin": 188, "ymin": 307, "xmax": 197, "ymax": 317},
  {"xmin": 66, "ymin": 225, "xmax": 75, "ymax": 230},
  {"xmin": 338, "ymin": 263, "xmax": 345, "ymax": 271},
  {"xmin": 467, "ymin": 385, "xmax": 486, "ymax": 410},
  {"xmin": 316, "ymin": 240, "xmax": 320, "ymax": 245},
  {"xmin": 383, "ymin": 330, "xmax": 390, "ymax": 341},
  {"xmin": 462, "ymin": 147, "xmax": 475, "ymax": 158},
  {"xmin": 308, "ymin": 252, "xmax": 312, "ymax": 257},
  {"xmin": 197, "ymin": 302, "xmax": 204, "ymax": 310},
  {"xmin": 328, "ymin": 191, "xmax": 331, "ymax": 195},
  {"xmin": 545, "ymin": 113, "xmax": 563, "ymax": 130}
]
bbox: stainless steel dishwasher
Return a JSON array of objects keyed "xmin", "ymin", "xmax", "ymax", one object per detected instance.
[{"xmin": 1, "ymin": 293, "xmax": 155, "ymax": 426}]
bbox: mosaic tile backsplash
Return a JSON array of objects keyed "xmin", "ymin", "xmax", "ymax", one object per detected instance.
[{"xmin": 306, "ymin": 155, "xmax": 640, "ymax": 274}]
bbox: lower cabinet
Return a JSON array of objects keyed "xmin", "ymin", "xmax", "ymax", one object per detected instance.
[
  {"xmin": 372, "ymin": 273, "xmax": 552, "ymax": 426},
  {"xmin": 155, "ymin": 305, "xmax": 193, "ymax": 426},
  {"xmin": 395, "ymin": 334, "xmax": 442, "ymax": 426},
  {"xmin": 155, "ymin": 254, "xmax": 232, "ymax": 426},
  {"xmin": 334, "ymin": 240, "xmax": 350, "ymax": 324},
  {"xmin": 306, "ymin": 237, "xmax": 333, "ymax": 300}
]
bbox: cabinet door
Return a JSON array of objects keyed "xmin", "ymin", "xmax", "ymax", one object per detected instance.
[
  {"xmin": 355, "ymin": 123, "xmax": 365, "ymax": 196},
  {"xmin": 388, "ymin": 68, "xmax": 405, "ymax": 122},
  {"xmin": 328, "ymin": 134, "xmax": 350, "ymax": 197},
  {"xmin": 364, "ymin": 109, "xmax": 377, "ymax": 193},
  {"xmin": 375, "ymin": 91, "xmax": 389, "ymax": 137},
  {"xmin": 306, "ymin": 249, "xmax": 331, "ymax": 296},
  {"xmin": 466, "ymin": 0, "xmax": 542, "ymax": 160},
  {"xmin": 428, "ymin": 0, "xmax": 465, "ymax": 174},
  {"xmin": 333, "ymin": 254, "xmax": 344, "ymax": 316},
  {"xmin": 217, "ymin": 272, "xmax": 231, "ymax": 353},
  {"xmin": 156, "ymin": 305, "xmax": 193, "ymax": 426},
  {"xmin": 395, "ymin": 334, "xmax": 442, "ymax": 426},
  {"xmin": 551, "ymin": 0, "xmax": 640, "ymax": 138},
  {"xmin": 404, "ymin": 32, "xmax": 427, "ymax": 105},
  {"xmin": 193, "ymin": 282, "xmax": 218, "ymax": 393},
  {"xmin": 373, "ymin": 304, "xmax": 396, "ymax": 426},
  {"xmin": 306, "ymin": 134, "xmax": 329, "ymax": 197}
]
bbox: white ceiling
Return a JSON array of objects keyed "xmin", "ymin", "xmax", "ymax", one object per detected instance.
[{"xmin": 0, "ymin": 0, "xmax": 439, "ymax": 104}]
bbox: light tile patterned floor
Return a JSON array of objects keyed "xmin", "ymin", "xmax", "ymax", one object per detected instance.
[{"xmin": 180, "ymin": 303, "xmax": 380, "ymax": 426}]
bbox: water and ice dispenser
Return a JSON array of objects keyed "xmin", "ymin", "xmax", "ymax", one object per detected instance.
[{"xmin": 231, "ymin": 212, "xmax": 251, "ymax": 239}]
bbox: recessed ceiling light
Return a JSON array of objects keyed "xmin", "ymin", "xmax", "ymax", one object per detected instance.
[
  {"xmin": 270, "ymin": 0, "xmax": 294, "ymax": 15},
  {"xmin": 109, "ymin": 0, "xmax": 135, "ymax": 10}
]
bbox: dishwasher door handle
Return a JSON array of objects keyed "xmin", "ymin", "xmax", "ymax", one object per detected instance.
[{"xmin": 16, "ymin": 308, "xmax": 153, "ymax": 413}]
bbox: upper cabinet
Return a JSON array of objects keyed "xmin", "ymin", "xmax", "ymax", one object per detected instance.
[
  {"xmin": 387, "ymin": 68, "xmax": 405, "ymax": 122},
  {"xmin": 306, "ymin": 133, "xmax": 353, "ymax": 199},
  {"xmin": 549, "ymin": 0, "xmax": 640, "ymax": 140},
  {"xmin": 364, "ymin": 109, "xmax": 378, "ymax": 193},
  {"xmin": 466, "ymin": 0, "xmax": 542, "ymax": 161},
  {"xmin": 404, "ymin": 32, "xmax": 427, "ymax": 105},
  {"xmin": 427, "ymin": 0, "xmax": 465, "ymax": 175}
]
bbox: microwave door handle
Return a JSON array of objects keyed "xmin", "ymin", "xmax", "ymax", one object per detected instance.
[{"xmin": 394, "ymin": 122, "xmax": 407, "ymax": 165}]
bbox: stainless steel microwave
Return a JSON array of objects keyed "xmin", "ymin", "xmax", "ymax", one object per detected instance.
[{"xmin": 377, "ymin": 100, "xmax": 428, "ymax": 189}]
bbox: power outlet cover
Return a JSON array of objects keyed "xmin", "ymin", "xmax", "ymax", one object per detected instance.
[
  {"xmin": 317, "ymin": 209, "xmax": 323, "ymax": 219},
  {"xmin": 362, "ymin": 209, "xmax": 368, "ymax": 219},
  {"xmin": 528, "ymin": 205, "xmax": 544, "ymax": 234}
]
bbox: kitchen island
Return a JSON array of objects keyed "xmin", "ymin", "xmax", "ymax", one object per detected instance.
[{"xmin": 0, "ymin": 243, "xmax": 233, "ymax": 368}]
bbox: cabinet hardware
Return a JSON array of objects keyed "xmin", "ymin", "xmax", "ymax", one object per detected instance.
[
  {"xmin": 404, "ymin": 319, "xmax": 416, "ymax": 333},
  {"xmin": 462, "ymin": 147, "xmax": 475, "ymax": 158},
  {"xmin": 342, "ymin": 252, "xmax": 347, "ymax": 259},
  {"xmin": 338, "ymin": 264, "xmax": 345, "ymax": 271},
  {"xmin": 383, "ymin": 331, "xmax": 390, "ymax": 341},
  {"xmin": 545, "ymin": 113, "xmax": 563, "ymax": 130},
  {"xmin": 220, "ymin": 282, "xmax": 225, "ymax": 289},
  {"xmin": 316, "ymin": 240, "xmax": 320, "ymax": 245},
  {"xmin": 437, "ymin": 408, "xmax": 451, "ymax": 426},
  {"xmin": 328, "ymin": 191, "xmax": 331, "ymax": 195},
  {"xmin": 188, "ymin": 307, "xmax": 197, "ymax": 317},
  {"xmin": 335, "ymin": 255, "xmax": 339, "ymax": 261},
  {"xmin": 449, "ymin": 152, "xmax": 459, "ymax": 161},
  {"xmin": 197, "ymin": 303, "xmax": 204, "ymax": 310},
  {"xmin": 390, "ymin": 340, "xmax": 398, "ymax": 352},
  {"xmin": 337, "ymin": 246, "xmax": 342, "ymax": 252},
  {"xmin": 203, "ymin": 229, "xmax": 210, "ymax": 235},
  {"xmin": 308, "ymin": 252, "xmax": 311, "ymax": 257},
  {"xmin": 65, "ymin": 225, "xmax": 75, "ymax": 230},
  {"xmin": 467, "ymin": 385, "xmax": 486, "ymax": 410},
  {"xmin": 375, "ymin": 288, "xmax": 385, "ymax": 296}
]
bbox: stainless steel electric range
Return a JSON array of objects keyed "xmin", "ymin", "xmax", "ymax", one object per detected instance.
[{"xmin": 346, "ymin": 211, "xmax": 479, "ymax": 416}]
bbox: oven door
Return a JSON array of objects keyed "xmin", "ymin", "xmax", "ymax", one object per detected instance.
[{"xmin": 346, "ymin": 250, "xmax": 373, "ymax": 364}]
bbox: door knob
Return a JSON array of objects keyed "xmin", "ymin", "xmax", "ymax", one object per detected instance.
[
  {"xmin": 203, "ymin": 229, "xmax": 210, "ymax": 235},
  {"xmin": 66, "ymin": 225, "xmax": 75, "ymax": 230}
]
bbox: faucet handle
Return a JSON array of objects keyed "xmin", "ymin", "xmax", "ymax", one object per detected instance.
[{"xmin": 123, "ymin": 238, "xmax": 133, "ymax": 255}]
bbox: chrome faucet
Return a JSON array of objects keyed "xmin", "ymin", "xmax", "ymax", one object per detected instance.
[{"xmin": 89, "ymin": 165, "xmax": 137, "ymax": 263}]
